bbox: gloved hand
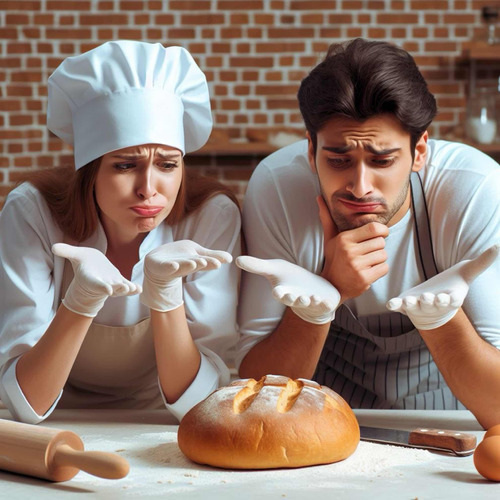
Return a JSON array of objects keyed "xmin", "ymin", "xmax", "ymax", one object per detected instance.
[
  {"xmin": 141, "ymin": 240, "xmax": 232, "ymax": 312},
  {"xmin": 52, "ymin": 243, "xmax": 142, "ymax": 318},
  {"xmin": 387, "ymin": 244, "xmax": 499, "ymax": 330},
  {"xmin": 236, "ymin": 256, "xmax": 341, "ymax": 325}
]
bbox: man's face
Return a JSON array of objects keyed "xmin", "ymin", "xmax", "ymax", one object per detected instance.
[{"xmin": 308, "ymin": 114, "xmax": 427, "ymax": 232}]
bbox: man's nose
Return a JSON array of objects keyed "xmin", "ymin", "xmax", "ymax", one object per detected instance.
[{"xmin": 346, "ymin": 163, "xmax": 373, "ymax": 199}]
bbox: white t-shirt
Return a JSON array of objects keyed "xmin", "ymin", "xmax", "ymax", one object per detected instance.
[
  {"xmin": 237, "ymin": 139, "xmax": 500, "ymax": 367},
  {"xmin": 0, "ymin": 182, "xmax": 241, "ymax": 423}
]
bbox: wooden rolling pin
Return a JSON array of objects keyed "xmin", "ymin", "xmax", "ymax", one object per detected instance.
[{"xmin": 0, "ymin": 419, "xmax": 129, "ymax": 482}]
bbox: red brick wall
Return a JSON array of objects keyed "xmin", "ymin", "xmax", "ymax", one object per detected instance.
[{"xmin": 1, "ymin": 0, "xmax": 500, "ymax": 207}]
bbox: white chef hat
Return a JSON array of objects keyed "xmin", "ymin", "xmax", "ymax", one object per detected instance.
[{"xmin": 47, "ymin": 40, "xmax": 212, "ymax": 169}]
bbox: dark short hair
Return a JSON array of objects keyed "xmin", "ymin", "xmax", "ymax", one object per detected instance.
[{"xmin": 298, "ymin": 38, "xmax": 437, "ymax": 152}]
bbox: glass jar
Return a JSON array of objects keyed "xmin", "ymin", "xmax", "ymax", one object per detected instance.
[
  {"xmin": 465, "ymin": 87, "xmax": 498, "ymax": 144},
  {"xmin": 482, "ymin": 6, "xmax": 499, "ymax": 45}
]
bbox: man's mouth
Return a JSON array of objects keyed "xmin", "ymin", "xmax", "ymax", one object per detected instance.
[{"xmin": 338, "ymin": 199, "xmax": 383, "ymax": 213}]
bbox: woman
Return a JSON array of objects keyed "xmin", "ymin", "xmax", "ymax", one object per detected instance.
[{"xmin": 0, "ymin": 41, "xmax": 241, "ymax": 424}]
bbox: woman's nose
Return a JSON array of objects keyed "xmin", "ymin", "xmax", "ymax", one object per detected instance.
[{"xmin": 136, "ymin": 166, "xmax": 157, "ymax": 200}]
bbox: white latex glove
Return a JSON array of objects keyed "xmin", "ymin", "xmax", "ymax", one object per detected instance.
[
  {"xmin": 141, "ymin": 240, "xmax": 232, "ymax": 312},
  {"xmin": 236, "ymin": 256, "xmax": 341, "ymax": 325},
  {"xmin": 387, "ymin": 244, "xmax": 500, "ymax": 330},
  {"xmin": 52, "ymin": 243, "xmax": 142, "ymax": 318}
]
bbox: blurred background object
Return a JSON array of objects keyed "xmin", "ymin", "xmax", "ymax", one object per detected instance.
[
  {"xmin": 466, "ymin": 86, "xmax": 497, "ymax": 144},
  {"xmin": 482, "ymin": 5, "xmax": 499, "ymax": 44}
]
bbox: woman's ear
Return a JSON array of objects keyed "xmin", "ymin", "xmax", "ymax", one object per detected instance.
[
  {"xmin": 306, "ymin": 131, "xmax": 317, "ymax": 173},
  {"xmin": 412, "ymin": 131, "xmax": 428, "ymax": 172}
]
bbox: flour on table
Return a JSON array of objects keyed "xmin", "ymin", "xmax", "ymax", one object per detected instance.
[{"xmin": 72, "ymin": 429, "xmax": 439, "ymax": 496}]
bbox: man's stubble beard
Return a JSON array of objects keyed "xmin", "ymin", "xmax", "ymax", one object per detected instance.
[{"xmin": 321, "ymin": 174, "xmax": 411, "ymax": 232}]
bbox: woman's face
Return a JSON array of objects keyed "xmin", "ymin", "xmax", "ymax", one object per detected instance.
[{"xmin": 95, "ymin": 144, "xmax": 183, "ymax": 242}]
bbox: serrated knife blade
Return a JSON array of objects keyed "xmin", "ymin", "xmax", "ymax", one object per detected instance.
[{"xmin": 359, "ymin": 426, "xmax": 477, "ymax": 456}]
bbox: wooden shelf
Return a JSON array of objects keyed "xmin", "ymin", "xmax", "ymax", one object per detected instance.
[
  {"xmin": 188, "ymin": 141, "xmax": 278, "ymax": 157},
  {"xmin": 462, "ymin": 42, "xmax": 500, "ymax": 61}
]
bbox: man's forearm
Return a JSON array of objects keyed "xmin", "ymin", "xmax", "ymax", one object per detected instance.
[
  {"xmin": 419, "ymin": 308, "xmax": 500, "ymax": 429},
  {"xmin": 238, "ymin": 307, "xmax": 331, "ymax": 381}
]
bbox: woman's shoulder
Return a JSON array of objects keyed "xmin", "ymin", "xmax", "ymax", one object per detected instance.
[
  {"xmin": 0, "ymin": 182, "xmax": 63, "ymax": 248},
  {"xmin": 2, "ymin": 182, "xmax": 47, "ymax": 217},
  {"xmin": 172, "ymin": 193, "xmax": 241, "ymax": 242},
  {"xmin": 188, "ymin": 193, "xmax": 241, "ymax": 226},
  {"xmin": 201, "ymin": 192, "xmax": 240, "ymax": 212}
]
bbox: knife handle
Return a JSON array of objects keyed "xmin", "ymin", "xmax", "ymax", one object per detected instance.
[{"xmin": 408, "ymin": 428, "xmax": 477, "ymax": 454}]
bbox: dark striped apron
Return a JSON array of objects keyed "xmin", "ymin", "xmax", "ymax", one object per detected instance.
[{"xmin": 314, "ymin": 171, "xmax": 465, "ymax": 410}]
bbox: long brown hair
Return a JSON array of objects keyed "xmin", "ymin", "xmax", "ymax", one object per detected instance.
[{"xmin": 27, "ymin": 159, "xmax": 239, "ymax": 242}]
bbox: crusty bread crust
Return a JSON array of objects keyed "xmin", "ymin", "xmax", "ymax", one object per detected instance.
[{"xmin": 177, "ymin": 375, "xmax": 360, "ymax": 469}]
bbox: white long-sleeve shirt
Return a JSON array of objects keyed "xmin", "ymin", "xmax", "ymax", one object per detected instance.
[{"xmin": 0, "ymin": 182, "xmax": 241, "ymax": 423}]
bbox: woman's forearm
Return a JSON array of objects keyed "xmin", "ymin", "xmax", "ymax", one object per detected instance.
[
  {"xmin": 16, "ymin": 304, "xmax": 92, "ymax": 415},
  {"xmin": 150, "ymin": 306, "xmax": 201, "ymax": 404}
]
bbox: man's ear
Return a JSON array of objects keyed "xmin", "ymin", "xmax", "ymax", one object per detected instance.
[
  {"xmin": 306, "ymin": 131, "xmax": 317, "ymax": 173},
  {"xmin": 412, "ymin": 131, "xmax": 428, "ymax": 172}
]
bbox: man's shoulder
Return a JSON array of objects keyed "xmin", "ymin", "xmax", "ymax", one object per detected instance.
[
  {"xmin": 248, "ymin": 139, "xmax": 316, "ymax": 192},
  {"xmin": 262, "ymin": 138, "xmax": 309, "ymax": 162},
  {"xmin": 427, "ymin": 139, "xmax": 500, "ymax": 177},
  {"xmin": 255, "ymin": 140, "xmax": 310, "ymax": 176}
]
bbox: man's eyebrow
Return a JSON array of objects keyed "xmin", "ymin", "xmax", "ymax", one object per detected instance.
[
  {"xmin": 322, "ymin": 145, "xmax": 401, "ymax": 155},
  {"xmin": 365, "ymin": 145, "xmax": 401, "ymax": 155},
  {"xmin": 322, "ymin": 145, "xmax": 354, "ymax": 154}
]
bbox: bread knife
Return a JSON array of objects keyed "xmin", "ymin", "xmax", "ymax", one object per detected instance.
[{"xmin": 359, "ymin": 426, "xmax": 477, "ymax": 456}]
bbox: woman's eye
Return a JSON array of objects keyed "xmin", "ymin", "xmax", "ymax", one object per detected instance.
[
  {"xmin": 113, "ymin": 162, "xmax": 135, "ymax": 171},
  {"xmin": 159, "ymin": 161, "xmax": 178, "ymax": 170}
]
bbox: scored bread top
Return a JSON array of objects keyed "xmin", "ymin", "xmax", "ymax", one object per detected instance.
[{"xmin": 215, "ymin": 374, "xmax": 346, "ymax": 415}]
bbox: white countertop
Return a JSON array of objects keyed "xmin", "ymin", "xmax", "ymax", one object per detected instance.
[{"xmin": 0, "ymin": 408, "xmax": 496, "ymax": 499}]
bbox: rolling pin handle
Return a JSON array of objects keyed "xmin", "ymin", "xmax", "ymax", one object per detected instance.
[{"xmin": 52, "ymin": 444, "xmax": 130, "ymax": 479}]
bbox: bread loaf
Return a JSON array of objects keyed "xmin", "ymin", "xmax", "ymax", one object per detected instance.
[{"xmin": 177, "ymin": 375, "xmax": 360, "ymax": 469}]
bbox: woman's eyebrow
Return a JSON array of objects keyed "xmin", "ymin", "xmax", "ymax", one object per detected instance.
[
  {"xmin": 111, "ymin": 151, "xmax": 180, "ymax": 160},
  {"xmin": 111, "ymin": 153, "xmax": 145, "ymax": 159},
  {"xmin": 157, "ymin": 151, "xmax": 181, "ymax": 160}
]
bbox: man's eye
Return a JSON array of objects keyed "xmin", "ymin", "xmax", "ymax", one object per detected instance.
[
  {"xmin": 372, "ymin": 157, "xmax": 396, "ymax": 167},
  {"xmin": 327, "ymin": 157, "xmax": 350, "ymax": 168}
]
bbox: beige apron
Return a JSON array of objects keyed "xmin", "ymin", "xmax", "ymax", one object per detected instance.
[{"xmin": 57, "ymin": 259, "xmax": 164, "ymax": 409}]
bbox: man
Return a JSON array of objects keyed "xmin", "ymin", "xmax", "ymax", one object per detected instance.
[{"xmin": 235, "ymin": 38, "xmax": 500, "ymax": 429}]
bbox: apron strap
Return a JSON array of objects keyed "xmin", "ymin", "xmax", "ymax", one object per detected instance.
[{"xmin": 410, "ymin": 170, "xmax": 439, "ymax": 280}]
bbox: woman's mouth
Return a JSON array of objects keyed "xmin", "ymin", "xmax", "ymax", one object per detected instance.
[{"xmin": 130, "ymin": 206, "xmax": 164, "ymax": 217}]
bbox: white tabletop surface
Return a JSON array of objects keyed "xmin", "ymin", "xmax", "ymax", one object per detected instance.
[{"xmin": 0, "ymin": 408, "xmax": 497, "ymax": 499}]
